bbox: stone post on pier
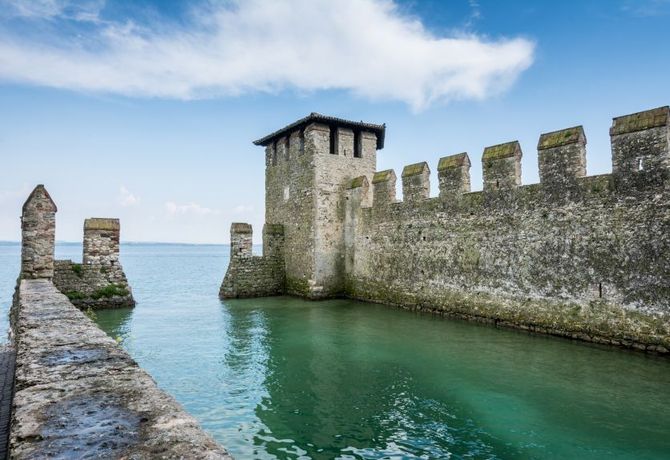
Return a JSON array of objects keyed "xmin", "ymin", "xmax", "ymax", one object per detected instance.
[{"xmin": 20, "ymin": 185, "xmax": 57, "ymax": 279}]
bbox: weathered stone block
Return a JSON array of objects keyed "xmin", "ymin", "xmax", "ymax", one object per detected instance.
[
  {"xmin": 538, "ymin": 126, "xmax": 587, "ymax": 188},
  {"xmin": 372, "ymin": 169, "xmax": 397, "ymax": 206},
  {"xmin": 438, "ymin": 153, "xmax": 471, "ymax": 197},
  {"xmin": 611, "ymin": 106, "xmax": 669, "ymax": 188},
  {"xmin": 402, "ymin": 162, "xmax": 430, "ymax": 201},
  {"xmin": 20, "ymin": 185, "xmax": 57, "ymax": 280},
  {"xmin": 482, "ymin": 141, "xmax": 522, "ymax": 192}
]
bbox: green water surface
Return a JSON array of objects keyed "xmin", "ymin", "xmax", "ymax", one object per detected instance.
[{"xmin": 69, "ymin": 243, "xmax": 668, "ymax": 460}]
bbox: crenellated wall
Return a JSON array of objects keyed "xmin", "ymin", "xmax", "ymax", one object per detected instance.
[
  {"xmin": 344, "ymin": 106, "xmax": 670, "ymax": 352},
  {"xmin": 222, "ymin": 106, "xmax": 670, "ymax": 353}
]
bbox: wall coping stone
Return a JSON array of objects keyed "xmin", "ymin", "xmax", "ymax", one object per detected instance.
[
  {"xmin": 84, "ymin": 218, "xmax": 120, "ymax": 231},
  {"xmin": 437, "ymin": 153, "xmax": 470, "ymax": 170},
  {"xmin": 401, "ymin": 162, "xmax": 430, "ymax": 177},
  {"xmin": 482, "ymin": 141, "xmax": 522, "ymax": 161},
  {"xmin": 231, "ymin": 222, "xmax": 252, "ymax": 234},
  {"xmin": 349, "ymin": 176, "xmax": 369, "ymax": 189},
  {"xmin": 372, "ymin": 169, "xmax": 396, "ymax": 184},
  {"xmin": 538, "ymin": 126, "xmax": 586, "ymax": 150},
  {"xmin": 610, "ymin": 106, "xmax": 669, "ymax": 135}
]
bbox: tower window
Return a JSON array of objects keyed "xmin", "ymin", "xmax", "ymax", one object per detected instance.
[
  {"xmin": 354, "ymin": 131, "xmax": 362, "ymax": 158},
  {"xmin": 637, "ymin": 157, "xmax": 644, "ymax": 171},
  {"xmin": 272, "ymin": 141, "xmax": 277, "ymax": 166},
  {"xmin": 299, "ymin": 129, "xmax": 305, "ymax": 154},
  {"xmin": 329, "ymin": 126, "xmax": 338, "ymax": 155}
]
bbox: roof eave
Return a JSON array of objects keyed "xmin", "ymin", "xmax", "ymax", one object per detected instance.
[{"xmin": 253, "ymin": 113, "xmax": 386, "ymax": 150}]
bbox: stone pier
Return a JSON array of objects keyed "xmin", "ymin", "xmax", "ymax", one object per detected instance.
[
  {"xmin": 10, "ymin": 279, "xmax": 230, "ymax": 458},
  {"xmin": 8, "ymin": 185, "xmax": 230, "ymax": 458}
]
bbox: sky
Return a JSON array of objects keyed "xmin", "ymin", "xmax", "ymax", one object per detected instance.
[{"xmin": 0, "ymin": 0, "xmax": 668, "ymax": 244}]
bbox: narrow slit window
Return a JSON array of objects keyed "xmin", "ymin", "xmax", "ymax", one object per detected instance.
[
  {"xmin": 299, "ymin": 129, "xmax": 305, "ymax": 154},
  {"xmin": 329, "ymin": 126, "xmax": 338, "ymax": 155},
  {"xmin": 272, "ymin": 141, "xmax": 277, "ymax": 166},
  {"xmin": 637, "ymin": 157, "xmax": 644, "ymax": 171},
  {"xmin": 353, "ymin": 131, "xmax": 362, "ymax": 158}
]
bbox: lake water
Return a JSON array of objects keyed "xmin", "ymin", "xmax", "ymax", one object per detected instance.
[{"xmin": 1, "ymin": 242, "xmax": 669, "ymax": 459}]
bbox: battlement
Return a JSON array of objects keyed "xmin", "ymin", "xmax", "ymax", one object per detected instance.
[
  {"xmin": 359, "ymin": 106, "xmax": 670, "ymax": 208},
  {"xmin": 438, "ymin": 153, "xmax": 471, "ymax": 197},
  {"xmin": 402, "ymin": 162, "xmax": 430, "ymax": 201},
  {"xmin": 610, "ymin": 106, "xmax": 670, "ymax": 188},
  {"xmin": 372, "ymin": 169, "xmax": 396, "ymax": 206}
]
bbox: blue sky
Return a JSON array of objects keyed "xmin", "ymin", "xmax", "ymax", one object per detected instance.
[{"xmin": 0, "ymin": 0, "xmax": 668, "ymax": 243}]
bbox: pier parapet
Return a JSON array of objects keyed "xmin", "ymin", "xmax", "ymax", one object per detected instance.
[
  {"xmin": 18, "ymin": 188, "xmax": 137, "ymax": 310},
  {"xmin": 20, "ymin": 185, "xmax": 57, "ymax": 279},
  {"xmin": 53, "ymin": 218, "xmax": 134, "ymax": 309}
]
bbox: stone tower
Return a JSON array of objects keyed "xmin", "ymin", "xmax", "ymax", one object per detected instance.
[
  {"xmin": 222, "ymin": 113, "xmax": 385, "ymax": 299},
  {"xmin": 21, "ymin": 184, "xmax": 57, "ymax": 279},
  {"xmin": 256, "ymin": 113, "xmax": 385, "ymax": 298}
]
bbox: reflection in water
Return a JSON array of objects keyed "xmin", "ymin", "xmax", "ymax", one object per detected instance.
[
  {"xmin": 95, "ymin": 308, "xmax": 134, "ymax": 342},
  {"xmin": 85, "ymin": 244, "xmax": 670, "ymax": 460}
]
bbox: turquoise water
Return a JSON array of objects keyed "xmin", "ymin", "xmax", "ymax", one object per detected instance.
[{"xmin": 1, "ymin": 243, "xmax": 670, "ymax": 458}]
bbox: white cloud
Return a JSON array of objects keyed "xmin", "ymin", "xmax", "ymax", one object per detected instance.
[
  {"xmin": 0, "ymin": 0, "xmax": 534, "ymax": 110},
  {"xmin": 233, "ymin": 204, "xmax": 254, "ymax": 214},
  {"xmin": 164, "ymin": 201, "xmax": 219, "ymax": 217},
  {"xmin": 118, "ymin": 185, "xmax": 139, "ymax": 207}
]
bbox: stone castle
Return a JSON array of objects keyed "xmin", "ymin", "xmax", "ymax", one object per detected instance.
[{"xmin": 221, "ymin": 107, "xmax": 670, "ymax": 353}]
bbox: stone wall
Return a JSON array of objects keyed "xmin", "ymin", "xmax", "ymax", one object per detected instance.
[
  {"xmin": 20, "ymin": 185, "xmax": 56, "ymax": 280},
  {"xmin": 53, "ymin": 218, "xmax": 134, "ymax": 309},
  {"xmin": 10, "ymin": 279, "xmax": 230, "ymax": 458},
  {"xmin": 220, "ymin": 223, "xmax": 285, "ymax": 298},
  {"xmin": 344, "ymin": 106, "xmax": 670, "ymax": 353}
]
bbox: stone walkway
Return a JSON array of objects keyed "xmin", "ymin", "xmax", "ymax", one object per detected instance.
[{"xmin": 0, "ymin": 344, "xmax": 15, "ymax": 460}]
